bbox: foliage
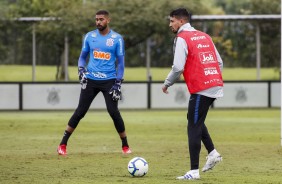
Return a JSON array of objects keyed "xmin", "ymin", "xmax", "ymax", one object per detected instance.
[
  {"xmin": 0, "ymin": 0, "xmax": 280, "ymax": 70},
  {"xmin": 214, "ymin": 0, "xmax": 281, "ymax": 67},
  {"xmin": 0, "ymin": 0, "xmax": 223, "ymax": 68},
  {"xmin": 250, "ymin": 0, "xmax": 281, "ymax": 68}
]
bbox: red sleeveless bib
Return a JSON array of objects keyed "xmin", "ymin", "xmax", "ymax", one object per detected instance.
[{"xmin": 177, "ymin": 31, "xmax": 223, "ymax": 94}]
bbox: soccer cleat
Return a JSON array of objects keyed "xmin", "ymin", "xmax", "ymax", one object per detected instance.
[
  {"xmin": 57, "ymin": 144, "xmax": 67, "ymax": 156},
  {"xmin": 122, "ymin": 146, "xmax": 132, "ymax": 154},
  {"xmin": 202, "ymin": 151, "xmax": 222, "ymax": 172},
  {"xmin": 176, "ymin": 170, "xmax": 200, "ymax": 180}
]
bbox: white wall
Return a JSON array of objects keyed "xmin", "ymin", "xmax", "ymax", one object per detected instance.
[
  {"xmin": 271, "ymin": 82, "xmax": 281, "ymax": 107},
  {"xmin": 213, "ymin": 83, "xmax": 269, "ymax": 108},
  {"xmin": 0, "ymin": 84, "xmax": 19, "ymax": 110},
  {"xmin": 151, "ymin": 83, "xmax": 190, "ymax": 108},
  {"xmin": 0, "ymin": 82, "xmax": 280, "ymax": 110},
  {"xmin": 20, "ymin": 83, "xmax": 147, "ymax": 110}
]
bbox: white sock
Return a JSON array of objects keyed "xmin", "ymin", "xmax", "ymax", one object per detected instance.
[
  {"xmin": 190, "ymin": 169, "xmax": 199, "ymax": 174},
  {"xmin": 209, "ymin": 149, "xmax": 218, "ymax": 156}
]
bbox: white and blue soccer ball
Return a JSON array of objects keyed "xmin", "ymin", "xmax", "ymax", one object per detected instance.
[{"xmin": 128, "ymin": 157, "xmax": 149, "ymax": 177}]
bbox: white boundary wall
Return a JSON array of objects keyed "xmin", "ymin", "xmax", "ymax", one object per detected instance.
[
  {"xmin": 21, "ymin": 83, "xmax": 147, "ymax": 110},
  {"xmin": 0, "ymin": 82, "xmax": 280, "ymax": 110},
  {"xmin": 151, "ymin": 83, "xmax": 190, "ymax": 108},
  {"xmin": 0, "ymin": 84, "xmax": 19, "ymax": 110},
  {"xmin": 271, "ymin": 82, "xmax": 281, "ymax": 107},
  {"xmin": 213, "ymin": 83, "xmax": 268, "ymax": 108}
]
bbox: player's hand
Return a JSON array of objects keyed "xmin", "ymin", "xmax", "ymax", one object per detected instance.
[
  {"xmin": 78, "ymin": 67, "xmax": 88, "ymax": 89},
  {"xmin": 162, "ymin": 85, "xmax": 169, "ymax": 94},
  {"xmin": 109, "ymin": 79, "xmax": 123, "ymax": 101}
]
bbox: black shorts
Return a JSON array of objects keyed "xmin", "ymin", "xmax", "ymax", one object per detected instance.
[{"xmin": 68, "ymin": 79, "xmax": 125, "ymax": 132}]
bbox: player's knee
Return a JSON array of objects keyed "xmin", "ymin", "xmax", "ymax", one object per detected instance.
[
  {"xmin": 108, "ymin": 110, "xmax": 125, "ymax": 132},
  {"xmin": 68, "ymin": 112, "xmax": 85, "ymax": 129}
]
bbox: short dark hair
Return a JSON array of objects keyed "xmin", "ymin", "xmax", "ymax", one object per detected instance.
[
  {"xmin": 96, "ymin": 10, "xmax": 110, "ymax": 16},
  {"xmin": 170, "ymin": 8, "xmax": 191, "ymax": 22}
]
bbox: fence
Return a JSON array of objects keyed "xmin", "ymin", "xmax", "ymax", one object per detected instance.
[{"xmin": 0, "ymin": 81, "xmax": 280, "ymax": 110}]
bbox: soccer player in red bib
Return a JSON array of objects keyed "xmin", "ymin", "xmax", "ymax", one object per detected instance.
[
  {"xmin": 57, "ymin": 10, "xmax": 131, "ymax": 156},
  {"xmin": 162, "ymin": 8, "xmax": 223, "ymax": 180}
]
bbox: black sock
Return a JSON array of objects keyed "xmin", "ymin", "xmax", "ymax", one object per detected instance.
[
  {"xmin": 60, "ymin": 130, "xmax": 72, "ymax": 145},
  {"xmin": 121, "ymin": 136, "xmax": 129, "ymax": 147}
]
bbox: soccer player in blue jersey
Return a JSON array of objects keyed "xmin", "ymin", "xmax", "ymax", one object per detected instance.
[{"xmin": 57, "ymin": 10, "xmax": 131, "ymax": 155}]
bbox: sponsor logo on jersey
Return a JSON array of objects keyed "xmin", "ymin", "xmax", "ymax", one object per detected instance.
[
  {"xmin": 111, "ymin": 33, "xmax": 117, "ymax": 38},
  {"xmin": 191, "ymin": 35, "xmax": 206, "ymax": 41},
  {"xmin": 92, "ymin": 72, "xmax": 107, "ymax": 78},
  {"xmin": 106, "ymin": 38, "xmax": 114, "ymax": 46},
  {"xmin": 119, "ymin": 38, "xmax": 123, "ymax": 54},
  {"xmin": 204, "ymin": 78, "xmax": 221, "ymax": 85},
  {"xmin": 204, "ymin": 67, "xmax": 219, "ymax": 76},
  {"xmin": 93, "ymin": 51, "xmax": 111, "ymax": 60},
  {"xmin": 199, "ymin": 51, "xmax": 216, "ymax": 64},
  {"xmin": 197, "ymin": 44, "xmax": 210, "ymax": 49},
  {"xmin": 91, "ymin": 32, "xmax": 97, "ymax": 37}
]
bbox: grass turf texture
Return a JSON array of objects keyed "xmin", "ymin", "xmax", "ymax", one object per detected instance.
[
  {"xmin": 0, "ymin": 65, "xmax": 280, "ymax": 81},
  {"xmin": 0, "ymin": 109, "xmax": 281, "ymax": 184}
]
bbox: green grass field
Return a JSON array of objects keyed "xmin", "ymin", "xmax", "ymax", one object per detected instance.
[
  {"xmin": 0, "ymin": 65, "xmax": 280, "ymax": 81},
  {"xmin": 0, "ymin": 109, "xmax": 281, "ymax": 184}
]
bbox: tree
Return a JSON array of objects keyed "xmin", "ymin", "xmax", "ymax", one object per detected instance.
[
  {"xmin": 250, "ymin": 0, "xmax": 280, "ymax": 68},
  {"xmin": 3, "ymin": 0, "xmax": 221, "ymax": 67},
  {"xmin": 5, "ymin": 0, "xmax": 272, "ymax": 80},
  {"xmin": 214, "ymin": 0, "xmax": 280, "ymax": 68}
]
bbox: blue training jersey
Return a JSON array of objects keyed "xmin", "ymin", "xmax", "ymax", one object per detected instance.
[{"xmin": 81, "ymin": 29, "xmax": 125, "ymax": 80}]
